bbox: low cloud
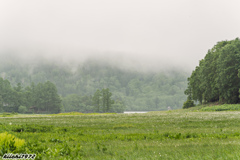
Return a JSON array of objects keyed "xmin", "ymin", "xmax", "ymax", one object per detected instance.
[{"xmin": 0, "ymin": 0, "xmax": 239, "ymax": 72}]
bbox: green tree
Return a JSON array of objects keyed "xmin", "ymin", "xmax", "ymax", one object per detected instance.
[
  {"xmin": 44, "ymin": 81, "xmax": 62, "ymax": 113},
  {"xmin": 187, "ymin": 66, "xmax": 203, "ymax": 104},
  {"xmin": 62, "ymin": 94, "xmax": 85, "ymax": 112},
  {"xmin": 185, "ymin": 38, "xmax": 240, "ymax": 105},
  {"xmin": 200, "ymin": 50, "xmax": 219, "ymax": 102},
  {"xmin": 101, "ymin": 88, "xmax": 113, "ymax": 112},
  {"xmin": 182, "ymin": 99, "xmax": 195, "ymax": 109},
  {"xmin": 0, "ymin": 53, "xmax": 190, "ymax": 111},
  {"xmin": 92, "ymin": 88, "xmax": 123, "ymax": 113},
  {"xmin": 33, "ymin": 81, "xmax": 61, "ymax": 113},
  {"xmin": 18, "ymin": 106, "xmax": 27, "ymax": 113},
  {"xmin": 92, "ymin": 89, "xmax": 101, "ymax": 112},
  {"xmin": 111, "ymin": 99, "xmax": 125, "ymax": 113},
  {"xmin": 101, "ymin": 88, "xmax": 110, "ymax": 112},
  {"xmin": 0, "ymin": 78, "xmax": 13, "ymax": 112},
  {"xmin": 217, "ymin": 39, "xmax": 240, "ymax": 103}
]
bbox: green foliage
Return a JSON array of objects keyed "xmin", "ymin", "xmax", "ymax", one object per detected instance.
[
  {"xmin": 182, "ymin": 99, "xmax": 195, "ymax": 109},
  {"xmin": 111, "ymin": 99, "xmax": 125, "ymax": 113},
  {"xmin": 92, "ymin": 88, "xmax": 122, "ymax": 113},
  {"xmin": 0, "ymin": 132, "xmax": 25, "ymax": 156},
  {"xmin": 201, "ymin": 104, "xmax": 240, "ymax": 111},
  {"xmin": 18, "ymin": 106, "xmax": 27, "ymax": 113},
  {"xmin": 0, "ymin": 80, "xmax": 62, "ymax": 114},
  {"xmin": 62, "ymin": 88, "xmax": 124, "ymax": 113},
  {"xmin": 217, "ymin": 40, "xmax": 240, "ymax": 103},
  {"xmin": 0, "ymin": 78, "xmax": 13, "ymax": 112},
  {"xmin": 185, "ymin": 38, "xmax": 240, "ymax": 105},
  {"xmin": 0, "ymin": 55, "xmax": 188, "ymax": 111},
  {"xmin": 113, "ymin": 124, "xmax": 134, "ymax": 130},
  {"xmin": 1, "ymin": 112, "xmax": 240, "ymax": 159},
  {"xmin": 33, "ymin": 81, "xmax": 62, "ymax": 113},
  {"xmin": 92, "ymin": 89, "xmax": 101, "ymax": 112},
  {"xmin": 12, "ymin": 124, "xmax": 54, "ymax": 133},
  {"xmin": 0, "ymin": 112, "xmax": 18, "ymax": 117}
]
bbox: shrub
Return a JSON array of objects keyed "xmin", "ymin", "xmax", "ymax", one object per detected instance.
[
  {"xmin": 183, "ymin": 99, "xmax": 195, "ymax": 109},
  {"xmin": 0, "ymin": 132, "xmax": 25, "ymax": 156},
  {"xmin": 18, "ymin": 106, "xmax": 27, "ymax": 114}
]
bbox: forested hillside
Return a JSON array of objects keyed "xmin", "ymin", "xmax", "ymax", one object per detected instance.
[
  {"xmin": 184, "ymin": 38, "xmax": 240, "ymax": 106},
  {"xmin": 0, "ymin": 53, "xmax": 188, "ymax": 111},
  {"xmin": 0, "ymin": 79, "xmax": 62, "ymax": 113}
]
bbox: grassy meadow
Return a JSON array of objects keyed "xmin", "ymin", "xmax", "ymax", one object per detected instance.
[{"xmin": 1, "ymin": 108, "xmax": 240, "ymax": 159}]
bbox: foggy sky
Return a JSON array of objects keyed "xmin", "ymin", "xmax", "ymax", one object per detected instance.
[{"xmin": 0, "ymin": 0, "xmax": 240, "ymax": 71}]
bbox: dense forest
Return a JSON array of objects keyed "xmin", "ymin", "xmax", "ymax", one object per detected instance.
[
  {"xmin": 0, "ymin": 77, "xmax": 124, "ymax": 113},
  {"xmin": 0, "ymin": 79, "xmax": 61, "ymax": 113},
  {"xmin": 184, "ymin": 38, "xmax": 240, "ymax": 107},
  {"xmin": 0, "ymin": 53, "xmax": 188, "ymax": 112}
]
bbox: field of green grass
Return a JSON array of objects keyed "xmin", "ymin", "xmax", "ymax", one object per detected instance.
[
  {"xmin": 1, "ymin": 109, "xmax": 240, "ymax": 159},
  {"xmin": 200, "ymin": 104, "xmax": 240, "ymax": 111}
]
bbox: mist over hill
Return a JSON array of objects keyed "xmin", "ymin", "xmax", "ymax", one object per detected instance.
[
  {"xmin": 1, "ymin": 0, "xmax": 239, "ymax": 111},
  {"xmin": 0, "ymin": 52, "xmax": 188, "ymax": 111}
]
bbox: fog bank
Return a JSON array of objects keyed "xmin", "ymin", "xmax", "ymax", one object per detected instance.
[{"xmin": 1, "ymin": 0, "xmax": 239, "ymax": 72}]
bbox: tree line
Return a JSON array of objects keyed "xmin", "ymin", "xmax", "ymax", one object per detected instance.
[
  {"xmin": 0, "ymin": 77, "xmax": 124, "ymax": 113},
  {"xmin": 184, "ymin": 38, "xmax": 240, "ymax": 108},
  {"xmin": 0, "ymin": 56, "xmax": 188, "ymax": 111},
  {"xmin": 62, "ymin": 88, "xmax": 125, "ymax": 113},
  {"xmin": 0, "ymin": 78, "xmax": 61, "ymax": 113}
]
